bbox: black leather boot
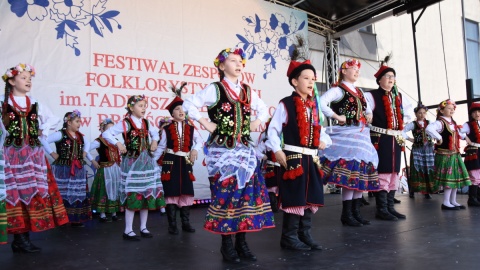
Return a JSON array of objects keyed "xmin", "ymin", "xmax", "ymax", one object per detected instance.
[
  {"xmin": 375, "ymin": 191, "xmax": 398, "ymax": 221},
  {"xmin": 387, "ymin": 191, "xmax": 406, "ymax": 219},
  {"xmin": 221, "ymin": 235, "xmax": 240, "ymax": 263},
  {"xmin": 235, "ymin": 233, "xmax": 257, "ymax": 261},
  {"xmin": 352, "ymin": 198, "xmax": 370, "ymax": 225},
  {"xmin": 468, "ymin": 185, "xmax": 480, "ymax": 206},
  {"xmin": 11, "ymin": 233, "xmax": 41, "ymax": 253},
  {"xmin": 280, "ymin": 213, "xmax": 311, "ymax": 250},
  {"xmin": 298, "ymin": 209, "xmax": 322, "ymax": 250},
  {"xmin": 166, "ymin": 204, "xmax": 179, "ymax": 235},
  {"xmin": 340, "ymin": 200, "xmax": 362, "ymax": 227},
  {"xmin": 268, "ymin": 192, "xmax": 279, "ymax": 213},
  {"xmin": 179, "ymin": 206, "xmax": 195, "ymax": 232},
  {"xmin": 360, "ymin": 195, "xmax": 370, "ymax": 206}
]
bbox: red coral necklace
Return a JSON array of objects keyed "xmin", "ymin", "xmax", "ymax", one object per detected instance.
[{"xmin": 9, "ymin": 93, "xmax": 31, "ymax": 115}]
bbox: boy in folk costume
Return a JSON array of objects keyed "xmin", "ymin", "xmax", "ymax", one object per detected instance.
[
  {"xmin": 154, "ymin": 83, "xmax": 203, "ymax": 235},
  {"xmin": 183, "ymin": 47, "xmax": 274, "ymax": 263},
  {"xmin": 365, "ymin": 56, "xmax": 414, "ymax": 221},
  {"xmin": 266, "ymin": 50, "xmax": 332, "ymax": 250},
  {"xmin": 459, "ymin": 102, "xmax": 480, "ymax": 207}
]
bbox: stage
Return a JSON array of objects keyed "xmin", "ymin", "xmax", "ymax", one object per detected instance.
[{"xmin": 1, "ymin": 192, "xmax": 478, "ymax": 270}]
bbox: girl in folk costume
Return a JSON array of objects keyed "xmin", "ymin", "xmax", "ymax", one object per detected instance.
[
  {"xmin": 267, "ymin": 44, "xmax": 332, "ymax": 251},
  {"xmin": 459, "ymin": 102, "xmax": 480, "ymax": 207},
  {"xmin": 402, "ymin": 103, "xmax": 435, "ymax": 199},
  {"xmin": 89, "ymin": 118, "xmax": 122, "ymax": 222},
  {"xmin": 1, "ymin": 64, "xmax": 68, "ymax": 253},
  {"xmin": 365, "ymin": 56, "xmax": 414, "ymax": 221},
  {"xmin": 0, "ymin": 118, "xmax": 7, "ymax": 245},
  {"xmin": 183, "ymin": 47, "xmax": 274, "ymax": 263},
  {"xmin": 319, "ymin": 58, "xmax": 379, "ymax": 227},
  {"xmin": 102, "ymin": 95, "xmax": 164, "ymax": 241},
  {"xmin": 154, "ymin": 83, "xmax": 203, "ymax": 235},
  {"xmin": 426, "ymin": 99, "xmax": 470, "ymax": 210},
  {"xmin": 45, "ymin": 110, "xmax": 92, "ymax": 227}
]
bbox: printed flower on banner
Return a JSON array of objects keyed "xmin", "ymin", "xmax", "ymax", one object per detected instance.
[
  {"xmin": 8, "ymin": 0, "xmax": 49, "ymax": 21},
  {"xmin": 236, "ymin": 12, "xmax": 306, "ymax": 79},
  {"xmin": 52, "ymin": 0, "xmax": 84, "ymax": 18},
  {"xmin": 7, "ymin": 0, "xmax": 122, "ymax": 56}
]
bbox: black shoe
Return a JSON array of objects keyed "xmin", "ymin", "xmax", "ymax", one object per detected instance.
[
  {"xmin": 454, "ymin": 204, "xmax": 466, "ymax": 210},
  {"xmin": 340, "ymin": 200, "xmax": 363, "ymax": 227},
  {"xmin": 221, "ymin": 235, "xmax": 240, "ymax": 263},
  {"xmin": 424, "ymin": 194, "xmax": 432, "ymax": 199},
  {"xmin": 123, "ymin": 232, "xmax": 141, "ymax": 241},
  {"xmin": 111, "ymin": 215, "xmax": 121, "ymax": 221},
  {"xmin": 409, "ymin": 192, "xmax": 415, "ymax": 198},
  {"xmin": 368, "ymin": 192, "xmax": 374, "ymax": 198},
  {"xmin": 71, "ymin": 222, "xmax": 85, "ymax": 228},
  {"xmin": 360, "ymin": 196, "xmax": 370, "ymax": 206},
  {"xmin": 235, "ymin": 233, "xmax": 257, "ymax": 261},
  {"xmin": 393, "ymin": 198, "xmax": 401, "ymax": 204},
  {"xmin": 11, "ymin": 233, "xmax": 41, "ymax": 253},
  {"xmin": 99, "ymin": 217, "xmax": 111, "ymax": 223},
  {"xmin": 140, "ymin": 229, "xmax": 153, "ymax": 238},
  {"xmin": 441, "ymin": 204, "xmax": 459, "ymax": 210}
]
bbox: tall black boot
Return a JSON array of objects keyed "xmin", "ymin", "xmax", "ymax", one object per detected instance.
[
  {"xmin": 375, "ymin": 191, "xmax": 398, "ymax": 221},
  {"xmin": 11, "ymin": 233, "xmax": 41, "ymax": 253},
  {"xmin": 235, "ymin": 233, "xmax": 257, "ymax": 261},
  {"xmin": 166, "ymin": 204, "xmax": 179, "ymax": 235},
  {"xmin": 268, "ymin": 192, "xmax": 279, "ymax": 213},
  {"xmin": 280, "ymin": 213, "xmax": 311, "ymax": 250},
  {"xmin": 468, "ymin": 185, "xmax": 480, "ymax": 206},
  {"xmin": 179, "ymin": 206, "xmax": 195, "ymax": 232},
  {"xmin": 352, "ymin": 198, "xmax": 371, "ymax": 225},
  {"xmin": 340, "ymin": 200, "xmax": 362, "ymax": 227},
  {"xmin": 221, "ymin": 235, "xmax": 240, "ymax": 263},
  {"xmin": 298, "ymin": 209, "xmax": 322, "ymax": 250},
  {"xmin": 387, "ymin": 191, "xmax": 406, "ymax": 219}
]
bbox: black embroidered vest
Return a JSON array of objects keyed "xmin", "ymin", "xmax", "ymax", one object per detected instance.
[
  {"xmin": 95, "ymin": 137, "xmax": 120, "ymax": 167},
  {"xmin": 370, "ymin": 89, "xmax": 404, "ymax": 130},
  {"xmin": 4, "ymin": 103, "xmax": 41, "ymax": 147},
  {"xmin": 122, "ymin": 117, "xmax": 150, "ymax": 158},
  {"xmin": 412, "ymin": 120, "xmax": 432, "ymax": 147},
  {"xmin": 207, "ymin": 82, "xmax": 251, "ymax": 149},
  {"xmin": 164, "ymin": 121, "xmax": 194, "ymax": 152},
  {"xmin": 330, "ymin": 84, "xmax": 367, "ymax": 126},
  {"xmin": 435, "ymin": 118, "xmax": 459, "ymax": 152},
  {"xmin": 467, "ymin": 121, "xmax": 480, "ymax": 144},
  {"xmin": 54, "ymin": 130, "xmax": 85, "ymax": 166}
]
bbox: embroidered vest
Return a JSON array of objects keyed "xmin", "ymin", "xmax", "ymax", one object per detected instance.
[
  {"xmin": 435, "ymin": 118, "xmax": 460, "ymax": 152},
  {"xmin": 54, "ymin": 130, "xmax": 85, "ymax": 166},
  {"xmin": 95, "ymin": 137, "xmax": 121, "ymax": 167},
  {"xmin": 330, "ymin": 84, "xmax": 367, "ymax": 126},
  {"xmin": 370, "ymin": 89, "xmax": 404, "ymax": 130},
  {"xmin": 207, "ymin": 82, "xmax": 251, "ymax": 149},
  {"xmin": 122, "ymin": 117, "xmax": 150, "ymax": 158},
  {"xmin": 4, "ymin": 102, "xmax": 41, "ymax": 147},
  {"xmin": 412, "ymin": 120, "xmax": 432, "ymax": 147},
  {"xmin": 165, "ymin": 121, "xmax": 194, "ymax": 152},
  {"xmin": 467, "ymin": 121, "xmax": 480, "ymax": 144}
]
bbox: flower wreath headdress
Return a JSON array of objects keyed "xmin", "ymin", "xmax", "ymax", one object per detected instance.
[
  {"xmin": 213, "ymin": 48, "xmax": 247, "ymax": 68},
  {"xmin": 2, "ymin": 63, "xmax": 35, "ymax": 82},
  {"xmin": 438, "ymin": 99, "xmax": 456, "ymax": 112},
  {"xmin": 99, "ymin": 118, "xmax": 114, "ymax": 131},
  {"xmin": 64, "ymin": 110, "xmax": 81, "ymax": 123},
  {"xmin": 125, "ymin": 95, "xmax": 146, "ymax": 110}
]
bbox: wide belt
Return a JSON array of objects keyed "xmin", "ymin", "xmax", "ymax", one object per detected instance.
[
  {"xmin": 283, "ymin": 144, "xmax": 318, "ymax": 156},
  {"xmin": 469, "ymin": 142, "xmax": 480, "ymax": 148},
  {"xmin": 369, "ymin": 125, "xmax": 403, "ymax": 136},
  {"xmin": 266, "ymin": 160, "xmax": 281, "ymax": 167},
  {"xmin": 166, "ymin": 149, "xmax": 189, "ymax": 157}
]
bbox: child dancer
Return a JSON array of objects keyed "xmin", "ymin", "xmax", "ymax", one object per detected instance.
[
  {"xmin": 460, "ymin": 102, "xmax": 480, "ymax": 207},
  {"xmin": 267, "ymin": 52, "xmax": 332, "ymax": 250},
  {"xmin": 402, "ymin": 103, "xmax": 435, "ymax": 199},
  {"xmin": 102, "ymin": 95, "xmax": 164, "ymax": 241},
  {"xmin": 1, "ymin": 63, "xmax": 68, "ymax": 252},
  {"xmin": 260, "ymin": 121, "xmax": 281, "ymax": 213},
  {"xmin": 183, "ymin": 47, "xmax": 274, "ymax": 263},
  {"xmin": 89, "ymin": 118, "xmax": 122, "ymax": 222},
  {"xmin": 45, "ymin": 110, "xmax": 92, "ymax": 226},
  {"xmin": 154, "ymin": 83, "xmax": 203, "ymax": 235},
  {"xmin": 426, "ymin": 99, "xmax": 471, "ymax": 210},
  {"xmin": 319, "ymin": 58, "xmax": 379, "ymax": 226}
]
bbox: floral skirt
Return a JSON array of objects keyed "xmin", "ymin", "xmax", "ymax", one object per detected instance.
[
  {"xmin": 204, "ymin": 172, "xmax": 275, "ymax": 235},
  {"xmin": 91, "ymin": 167, "xmax": 120, "ymax": 214},
  {"xmin": 0, "ymin": 201, "xmax": 6, "ymax": 244},
  {"xmin": 6, "ymin": 160, "xmax": 69, "ymax": 233},
  {"xmin": 321, "ymin": 157, "xmax": 379, "ymax": 192},
  {"xmin": 434, "ymin": 153, "xmax": 471, "ymax": 189},
  {"xmin": 64, "ymin": 198, "xmax": 92, "ymax": 223},
  {"xmin": 409, "ymin": 152, "xmax": 436, "ymax": 193},
  {"xmin": 124, "ymin": 192, "xmax": 165, "ymax": 211}
]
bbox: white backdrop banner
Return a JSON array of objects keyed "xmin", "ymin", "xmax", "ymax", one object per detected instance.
[{"xmin": 0, "ymin": 0, "xmax": 308, "ymax": 200}]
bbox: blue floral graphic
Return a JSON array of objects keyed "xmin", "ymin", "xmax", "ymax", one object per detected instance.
[
  {"xmin": 236, "ymin": 12, "xmax": 306, "ymax": 79},
  {"xmin": 8, "ymin": 0, "xmax": 121, "ymax": 56}
]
